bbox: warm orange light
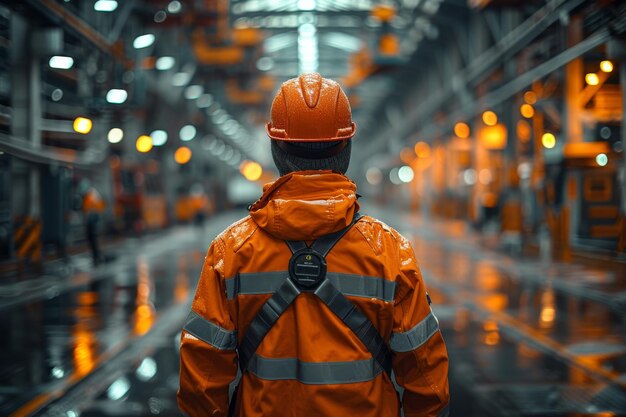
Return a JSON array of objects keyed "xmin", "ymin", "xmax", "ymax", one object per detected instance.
[
  {"xmin": 414, "ymin": 141, "xmax": 431, "ymax": 159},
  {"xmin": 240, "ymin": 161, "xmax": 263, "ymax": 181},
  {"xmin": 484, "ymin": 331, "xmax": 500, "ymax": 346},
  {"xmin": 454, "ymin": 122, "xmax": 470, "ymax": 139},
  {"xmin": 516, "ymin": 120, "xmax": 531, "ymax": 143},
  {"xmin": 175, "ymin": 146, "xmax": 192, "ymax": 164},
  {"xmin": 73, "ymin": 117, "xmax": 93, "ymax": 134},
  {"xmin": 520, "ymin": 104, "xmax": 535, "ymax": 119},
  {"xmin": 134, "ymin": 304, "xmax": 155, "ymax": 335},
  {"xmin": 599, "ymin": 60, "xmax": 613, "ymax": 73},
  {"xmin": 542, "ymin": 132, "xmax": 556, "ymax": 149},
  {"xmin": 523, "ymin": 91, "xmax": 537, "ymax": 105},
  {"xmin": 585, "ymin": 73, "xmax": 599, "ymax": 86},
  {"xmin": 478, "ymin": 124, "xmax": 507, "ymax": 150},
  {"xmin": 482, "ymin": 110, "xmax": 498, "ymax": 126},
  {"xmin": 400, "ymin": 147, "xmax": 415, "ymax": 164},
  {"xmin": 136, "ymin": 135, "xmax": 153, "ymax": 153}
]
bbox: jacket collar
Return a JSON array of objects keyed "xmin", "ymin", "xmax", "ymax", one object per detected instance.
[{"xmin": 249, "ymin": 170, "xmax": 360, "ymax": 241}]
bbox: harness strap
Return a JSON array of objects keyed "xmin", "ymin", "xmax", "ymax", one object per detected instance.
[
  {"xmin": 238, "ymin": 278, "xmax": 301, "ymax": 371},
  {"xmin": 314, "ymin": 279, "xmax": 392, "ymax": 375},
  {"xmin": 311, "ymin": 212, "xmax": 364, "ymax": 257}
]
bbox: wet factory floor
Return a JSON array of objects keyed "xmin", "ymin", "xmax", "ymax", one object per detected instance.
[{"xmin": 1, "ymin": 206, "xmax": 625, "ymax": 417}]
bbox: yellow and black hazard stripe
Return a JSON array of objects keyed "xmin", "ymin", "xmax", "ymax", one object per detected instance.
[{"xmin": 13, "ymin": 215, "xmax": 41, "ymax": 263}]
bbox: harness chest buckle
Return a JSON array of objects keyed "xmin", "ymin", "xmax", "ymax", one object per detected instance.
[{"xmin": 288, "ymin": 248, "xmax": 327, "ymax": 290}]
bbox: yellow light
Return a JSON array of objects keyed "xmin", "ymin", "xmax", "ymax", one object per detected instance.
[
  {"xmin": 73, "ymin": 117, "xmax": 93, "ymax": 134},
  {"xmin": 599, "ymin": 60, "xmax": 613, "ymax": 73},
  {"xmin": 136, "ymin": 135, "xmax": 153, "ymax": 153},
  {"xmin": 414, "ymin": 141, "xmax": 431, "ymax": 159},
  {"xmin": 523, "ymin": 91, "xmax": 537, "ymax": 105},
  {"xmin": 482, "ymin": 110, "xmax": 498, "ymax": 126},
  {"xmin": 585, "ymin": 73, "xmax": 599, "ymax": 86},
  {"xmin": 174, "ymin": 146, "xmax": 192, "ymax": 164},
  {"xmin": 542, "ymin": 133, "xmax": 556, "ymax": 149},
  {"xmin": 454, "ymin": 122, "xmax": 470, "ymax": 139},
  {"xmin": 240, "ymin": 161, "xmax": 263, "ymax": 181},
  {"xmin": 520, "ymin": 104, "xmax": 535, "ymax": 119}
]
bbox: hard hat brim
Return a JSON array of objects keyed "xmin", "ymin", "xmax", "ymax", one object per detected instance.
[{"xmin": 266, "ymin": 122, "xmax": 357, "ymax": 142}]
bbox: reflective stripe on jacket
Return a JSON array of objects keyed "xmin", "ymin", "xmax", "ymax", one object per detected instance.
[{"xmin": 178, "ymin": 170, "xmax": 450, "ymax": 417}]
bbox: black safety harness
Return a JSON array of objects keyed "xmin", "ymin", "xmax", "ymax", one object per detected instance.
[
  {"xmin": 228, "ymin": 213, "xmax": 392, "ymax": 415},
  {"xmin": 237, "ymin": 212, "xmax": 392, "ymax": 377}
]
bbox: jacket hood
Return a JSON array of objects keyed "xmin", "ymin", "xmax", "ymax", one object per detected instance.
[{"xmin": 249, "ymin": 170, "xmax": 360, "ymax": 241}]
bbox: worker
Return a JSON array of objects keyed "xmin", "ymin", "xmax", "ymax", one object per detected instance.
[
  {"xmin": 81, "ymin": 182, "xmax": 105, "ymax": 265},
  {"xmin": 178, "ymin": 73, "xmax": 450, "ymax": 417}
]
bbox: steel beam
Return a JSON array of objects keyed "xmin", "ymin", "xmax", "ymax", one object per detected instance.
[
  {"xmin": 394, "ymin": 0, "xmax": 590, "ymax": 142},
  {"xmin": 25, "ymin": 0, "xmax": 130, "ymax": 66}
]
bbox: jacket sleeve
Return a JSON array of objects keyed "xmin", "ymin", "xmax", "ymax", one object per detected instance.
[
  {"xmin": 391, "ymin": 236, "xmax": 450, "ymax": 417},
  {"xmin": 178, "ymin": 238, "xmax": 238, "ymax": 417}
]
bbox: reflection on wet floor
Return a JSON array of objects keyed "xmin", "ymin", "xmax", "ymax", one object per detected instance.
[
  {"xmin": 394, "ymin": 211, "xmax": 626, "ymax": 416},
  {"xmin": 1, "ymin": 208, "xmax": 625, "ymax": 416},
  {"xmin": 0, "ymin": 213, "xmax": 236, "ymax": 417}
]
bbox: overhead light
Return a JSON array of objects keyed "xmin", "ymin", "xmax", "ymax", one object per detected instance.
[
  {"xmin": 179, "ymin": 125, "xmax": 196, "ymax": 141},
  {"xmin": 154, "ymin": 10, "xmax": 167, "ymax": 23},
  {"xmin": 73, "ymin": 117, "xmax": 92, "ymax": 134},
  {"xmin": 298, "ymin": 0, "xmax": 316, "ymax": 11},
  {"xmin": 167, "ymin": 0, "xmax": 182, "ymax": 13},
  {"xmin": 520, "ymin": 104, "xmax": 535, "ymax": 119},
  {"xmin": 172, "ymin": 72, "xmax": 191, "ymax": 87},
  {"xmin": 133, "ymin": 34, "xmax": 155, "ymax": 49},
  {"xmin": 51, "ymin": 366, "xmax": 65, "ymax": 379},
  {"xmin": 155, "ymin": 56, "xmax": 175, "ymax": 70},
  {"xmin": 389, "ymin": 168, "xmax": 401, "ymax": 185},
  {"xmin": 184, "ymin": 85, "xmax": 203, "ymax": 100},
  {"xmin": 478, "ymin": 169, "xmax": 492, "ymax": 185},
  {"xmin": 414, "ymin": 141, "xmax": 431, "ymax": 158},
  {"xmin": 49, "ymin": 56, "xmax": 74, "ymax": 69},
  {"xmin": 94, "ymin": 0, "xmax": 118, "ymax": 12},
  {"xmin": 256, "ymin": 57, "xmax": 274, "ymax": 72},
  {"xmin": 108, "ymin": 128, "xmax": 124, "ymax": 143},
  {"xmin": 523, "ymin": 91, "xmax": 537, "ymax": 104},
  {"xmin": 150, "ymin": 130, "xmax": 168, "ymax": 146},
  {"xmin": 454, "ymin": 122, "xmax": 470, "ymax": 139},
  {"xmin": 136, "ymin": 135, "xmax": 153, "ymax": 153},
  {"xmin": 107, "ymin": 377, "xmax": 131, "ymax": 401},
  {"xmin": 175, "ymin": 146, "xmax": 192, "ymax": 164},
  {"xmin": 482, "ymin": 110, "xmax": 498, "ymax": 126},
  {"xmin": 365, "ymin": 167, "xmax": 382, "ymax": 185},
  {"xmin": 398, "ymin": 166, "xmax": 414, "ymax": 183},
  {"xmin": 240, "ymin": 161, "xmax": 263, "ymax": 181},
  {"xmin": 298, "ymin": 23, "xmax": 318, "ymax": 73},
  {"xmin": 585, "ymin": 73, "xmax": 599, "ymax": 86},
  {"xmin": 51, "ymin": 88, "xmax": 63, "ymax": 102},
  {"xmin": 463, "ymin": 169, "xmax": 477, "ymax": 185},
  {"xmin": 599, "ymin": 60, "xmax": 613, "ymax": 73},
  {"xmin": 541, "ymin": 132, "xmax": 556, "ymax": 149},
  {"xmin": 136, "ymin": 357, "xmax": 157, "ymax": 382},
  {"xmin": 196, "ymin": 94, "xmax": 213, "ymax": 108},
  {"xmin": 106, "ymin": 89, "xmax": 128, "ymax": 104}
]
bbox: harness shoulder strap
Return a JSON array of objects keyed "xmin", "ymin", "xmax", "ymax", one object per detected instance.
[{"xmin": 311, "ymin": 212, "xmax": 364, "ymax": 257}]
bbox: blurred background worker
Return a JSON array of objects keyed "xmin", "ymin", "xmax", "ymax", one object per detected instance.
[
  {"xmin": 178, "ymin": 74, "xmax": 449, "ymax": 417},
  {"xmin": 80, "ymin": 181, "xmax": 105, "ymax": 266}
]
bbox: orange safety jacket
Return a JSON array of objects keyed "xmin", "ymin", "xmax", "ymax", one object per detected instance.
[{"xmin": 178, "ymin": 171, "xmax": 449, "ymax": 417}]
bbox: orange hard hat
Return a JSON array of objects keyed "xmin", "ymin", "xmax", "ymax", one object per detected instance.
[{"xmin": 266, "ymin": 73, "xmax": 356, "ymax": 142}]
